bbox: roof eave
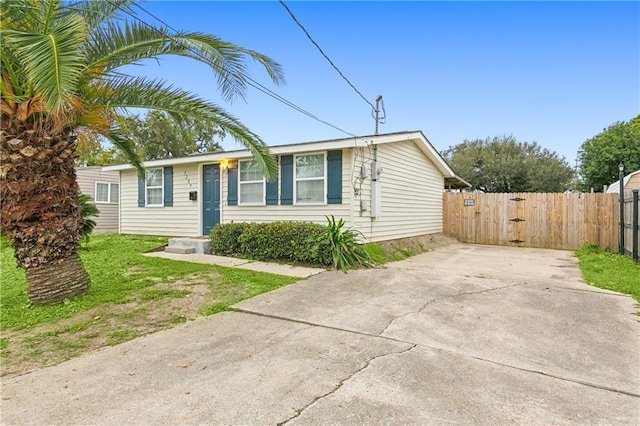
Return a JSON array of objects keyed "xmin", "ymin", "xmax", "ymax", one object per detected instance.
[{"xmin": 102, "ymin": 130, "xmax": 457, "ymax": 178}]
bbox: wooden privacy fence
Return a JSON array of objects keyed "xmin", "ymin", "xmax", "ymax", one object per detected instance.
[{"xmin": 443, "ymin": 192, "xmax": 621, "ymax": 251}]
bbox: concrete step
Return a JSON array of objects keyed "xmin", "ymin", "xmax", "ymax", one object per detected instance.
[
  {"xmin": 165, "ymin": 246, "xmax": 196, "ymax": 254},
  {"xmin": 166, "ymin": 238, "xmax": 210, "ymax": 255}
]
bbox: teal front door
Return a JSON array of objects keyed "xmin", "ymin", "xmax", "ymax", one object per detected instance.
[{"xmin": 202, "ymin": 164, "xmax": 220, "ymax": 235}]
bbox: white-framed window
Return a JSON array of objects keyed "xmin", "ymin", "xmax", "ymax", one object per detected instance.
[
  {"xmin": 239, "ymin": 159, "xmax": 265, "ymax": 205},
  {"xmin": 95, "ymin": 182, "xmax": 119, "ymax": 204},
  {"xmin": 145, "ymin": 168, "xmax": 163, "ymax": 206},
  {"xmin": 294, "ymin": 152, "xmax": 326, "ymax": 204}
]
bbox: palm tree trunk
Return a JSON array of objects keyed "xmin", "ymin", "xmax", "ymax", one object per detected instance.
[
  {"xmin": 1, "ymin": 113, "xmax": 90, "ymax": 305},
  {"xmin": 26, "ymin": 253, "xmax": 89, "ymax": 304}
]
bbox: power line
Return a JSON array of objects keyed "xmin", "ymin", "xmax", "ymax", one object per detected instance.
[
  {"xmin": 278, "ymin": 0, "xmax": 375, "ymax": 111},
  {"xmin": 104, "ymin": 0, "xmax": 366, "ymax": 141}
]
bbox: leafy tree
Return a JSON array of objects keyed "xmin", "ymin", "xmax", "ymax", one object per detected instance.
[
  {"xmin": 442, "ymin": 135, "xmax": 574, "ymax": 193},
  {"xmin": 77, "ymin": 111, "xmax": 223, "ymax": 165},
  {"xmin": 76, "ymin": 129, "xmax": 118, "ymax": 166},
  {"xmin": 578, "ymin": 115, "xmax": 640, "ymax": 192},
  {"xmin": 0, "ymin": 0, "xmax": 283, "ymax": 304},
  {"xmin": 117, "ymin": 110, "xmax": 224, "ymax": 161}
]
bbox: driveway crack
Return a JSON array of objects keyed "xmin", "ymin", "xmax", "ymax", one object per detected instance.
[
  {"xmin": 539, "ymin": 285, "xmax": 634, "ymax": 298},
  {"xmin": 378, "ymin": 282, "xmax": 527, "ymax": 336},
  {"xmin": 277, "ymin": 344, "xmax": 417, "ymax": 425},
  {"xmin": 233, "ymin": 310, "xmax": 637, "ymax": 400},
  {"xmin": 459, "ymin": 351, "xmax": 640, "ymax": 399}
]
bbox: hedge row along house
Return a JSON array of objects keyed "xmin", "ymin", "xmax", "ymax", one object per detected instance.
[{"xmin": 103, "ymin": 131, "xmax": 469, "ymax": 243}]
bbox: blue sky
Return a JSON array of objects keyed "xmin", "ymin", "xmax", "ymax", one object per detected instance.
[{"xmin": 132, "ymin": 1, "xmax": 639, "ymax": 165}]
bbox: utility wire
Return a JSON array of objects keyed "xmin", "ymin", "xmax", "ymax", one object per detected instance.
[
  {"xmin": 278, "ymin": 0, "xmax": 375, "ymax": 111},
  {"xmin": 105, "ymin": 0, "xmax": 366, "ymax": 141},
  {"xmin": 107, "ymin": 0, "xmax": 368, "ymax": 144},
  {"xmin": 107, "ymin": 0, "xmax": 376, "ymax": 207}
]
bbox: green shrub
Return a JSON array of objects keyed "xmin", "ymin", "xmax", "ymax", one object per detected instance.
[
  {"xmin": 79, "ymin": 193, "xmax": 99, "ymax": 242},
  {"xmin": 209, "ymin": 222, "xmax": 249, "ymax": 255},
  {"xmin": 239, "ymin": 221, "xmax": 332, "ymax": 265},
  {"xmin": 209, "ymin": 221, "xmax": 332, "ymax": 265},
  {"xmin": 325, "ymin": 216, "xmax": 371, "ymax": 270}
]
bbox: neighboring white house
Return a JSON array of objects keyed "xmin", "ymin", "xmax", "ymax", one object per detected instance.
[
  {"xmin": 606, "ymin": 169, "xmax": 640, "ymax": 194},
  {"xmin": 103, "ymin": 131, "xmax": 468, "ymax": 242},
  {"xmin": 76, "ymin": 166, "xmax": 120, "ymax": 233}
]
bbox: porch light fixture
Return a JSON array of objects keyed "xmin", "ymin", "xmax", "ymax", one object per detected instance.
[{"xmin": 219, "ymin": 160, "xmax": 228, "ymax": 171}]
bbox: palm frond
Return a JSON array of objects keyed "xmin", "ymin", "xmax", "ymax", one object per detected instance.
[
  {"xmin": 225, "ymin": 43, "xmax": 285, "ymax": 87},
  {"xmin": 40, "ymin": 0, "xmax": 58, "ymax": 34},
  {"xmin": 1, "ymin": 0, "xmax": 46, "ymax": 101},
  {"xmin": 173, "ymin": 32, "xmax": 285, "ymax": 103},
  {"xmin": 0, "ymin": 48, "xmax": 26, "ymax": 105},
  {"xmin": 84, "ymin": 20, "xmax": 175, "ymax": 73},
  {"xmin": 4, "ymin": 13, "xmax": 86, "ymax": 112},
  {"xmin": 78, "ymin": 192, "xmax": 99, "ymax": 242},
  {"xmin": 0, "ymin": 0, "xmax": 44, "ymax": 33},
  {"xmin": 104, "ymin": 125, "xmax": 143, "ymax": 176},
  {"xmin": 65, "ymin": 0, "xmax": 136, "ymax": 32},
  {"xmin": 91, "ymin": 75, "xmax": 277, "ymax": 179},
  {"xmin": 84, "ymin": 21, "xmax": 284, "ymax": 103}
]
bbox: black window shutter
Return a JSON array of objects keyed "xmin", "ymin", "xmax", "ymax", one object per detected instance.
[
  {"xmin": 227, "ymin": 164, "xmax": 238, "ymax": 206},
  {"xmin": 163, "ymin": 166, "xmax": 173, "ymax": 207},
  {"xmin": 327, "ymin": 150, "xmax": 342, "ymax": 204},
  {"xmin": 138, "ymin": 175, "xmax": 145, "ymax": 207},
  {"xmin": 266, "ymin": 160, "xmax": 279, "ymax": 205},
  {"xmin": 280, "ymin": 155, "xmax": 293, "ymax": 205}
]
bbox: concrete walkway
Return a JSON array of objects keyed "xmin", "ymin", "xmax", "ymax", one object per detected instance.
[
  {"xmin": 144, "ymin": 251, "xmax": 326, "ymax": 278},
  {"xmin": 2, "ymin": 245, "xmax": 639, "ymax": 425}
]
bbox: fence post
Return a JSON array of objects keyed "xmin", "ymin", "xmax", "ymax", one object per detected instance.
[
  {"xmin": 633, "ymin": 189, "xmax": 639, "ymax": 262},
  {"xmin": 619, "ymin": 163, "xmax": 625, "ymax": 254}
]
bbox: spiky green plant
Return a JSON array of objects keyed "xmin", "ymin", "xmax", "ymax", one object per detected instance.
[
  {"xmin": 325, "ymin": 216, "xmax": 371, "ymax": 271},
  {"xmin": 78, "ymin": 193, "xmax": 99, "ymax": 242},
  {"xmin": 1, "ymin": 0, "xmax": 284, "ymax": 304}
]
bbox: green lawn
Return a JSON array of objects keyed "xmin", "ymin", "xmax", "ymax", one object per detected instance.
[
  {"xmin": 576, "ymin": 244, "xmax": 640, "ymax": 302},
  {"xmin": 1, "ymin": 234, "xmax": 297, "ymax": 330}
]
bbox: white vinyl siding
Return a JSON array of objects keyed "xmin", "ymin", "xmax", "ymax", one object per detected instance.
[
  {"xmin": 114, "ymin": 137, "xmax": 447, "ymax": 241},
  {"xmin": 223, "ymin": 150, "xmax": 351, "ymax": 225},
  {"xmin": 352, "ymin": 140, "xmax": 444, "ymax": 242},
  {"xmin": 119, "ymin": 164, "xmax": 200, "ymax": 236},
  {"xmin": 295, "ymin": 152, "xmax": 325, "ymax": 204},
  {"xmin": 145, "ymin": 168, "xmax": 163, "ymax": 206},
  {"xmin": 239, "ymin": 160, "xmax": 265, "ymax": 205},
  {"xmin": 75, "ymin": 166, "xmax": 119, "ymax": 233}
]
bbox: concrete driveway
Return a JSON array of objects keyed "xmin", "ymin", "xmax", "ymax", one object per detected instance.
[{"xmin": 2, "ymin": 244, "xmax": 639, "ymax": 425}]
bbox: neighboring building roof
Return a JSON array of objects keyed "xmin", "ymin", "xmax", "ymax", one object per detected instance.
[
  {"xmin": 605, "ymin": 169, "xmax": 640, "ymax": 193},
  {"xmin": 444, "ymin": 175, "xmax": 472, "ymax": 190},
  {"xmin": 103, "ymin": 130, "xmax": 461, "ymax": 180}
]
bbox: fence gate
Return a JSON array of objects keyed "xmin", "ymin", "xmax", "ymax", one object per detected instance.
[
  {"xmin": 508, "ymin": 196, "xmax": 527, "ymax": 244},
  {"xmin": 443, "ymin": 192, "xmax": 619, "ymax": 251},
  {"xmin": 621, "ymin": 189, "xmax": 640, "ymax": 261}
]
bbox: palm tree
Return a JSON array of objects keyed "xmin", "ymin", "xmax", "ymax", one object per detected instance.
[{"xmin": 0, "ymin": 0, "xmax": 283, "ymax": 304}]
